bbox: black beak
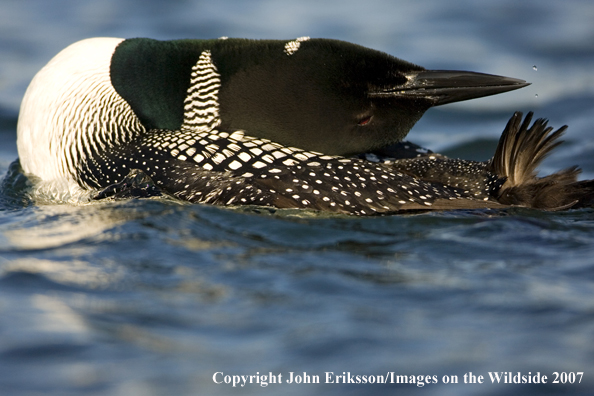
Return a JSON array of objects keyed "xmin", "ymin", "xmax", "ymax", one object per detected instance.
[{"xmin": 368, "ymin": 70, "xmax": 529, "ymax": 106}]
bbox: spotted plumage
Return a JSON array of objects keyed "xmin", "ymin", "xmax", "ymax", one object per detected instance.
[
  {"xmin": 16, "ymin": 37, "xmax": 594, "ymax": 214},
  {"xmin": 84, "ymin": 127, "xmax": 476, "ymax": 214}
]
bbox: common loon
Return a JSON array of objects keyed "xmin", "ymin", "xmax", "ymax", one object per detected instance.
[{"xmin": 16, "ymin": 37, "xmax": 594, "ymax": 214}]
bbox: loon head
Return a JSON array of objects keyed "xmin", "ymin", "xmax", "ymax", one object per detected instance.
[
  {"xmin": 214, "ymin": 38, "xmax": 529, "ymax": 155},
  {"xmin": 110, "ymin": 38, "xmax": 528, "ymax": 156}
]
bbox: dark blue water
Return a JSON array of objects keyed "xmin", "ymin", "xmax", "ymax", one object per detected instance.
[{"xmin": 2, "ymin": 1, "xmax": 594, "ymax": 395}]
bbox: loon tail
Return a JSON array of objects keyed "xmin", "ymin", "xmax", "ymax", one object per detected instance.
[{"xmin": 490, "ymin": 111, "xmax": 594, "ymax": 210}]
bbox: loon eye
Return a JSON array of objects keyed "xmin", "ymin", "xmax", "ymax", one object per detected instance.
[{"xmin": 358, "ymin": 115, "xmax": 372, "ymax": 126}]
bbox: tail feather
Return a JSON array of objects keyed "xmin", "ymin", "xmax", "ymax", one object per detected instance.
[
  {"xmin": 490, "ymin": 111, "xmax": 567, "ymax": 187},
  {"xmin": 489, "ymin": 111, "xmax": 594, "ymax": 210},
  {"xmin": 568, "ymin": 179, "xmax": 594, "ymax": 209}
]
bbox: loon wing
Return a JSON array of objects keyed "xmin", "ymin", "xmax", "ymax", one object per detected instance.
[{"xmin": 89, "ymin": 125, "xmax": 508, "ymax": 214}]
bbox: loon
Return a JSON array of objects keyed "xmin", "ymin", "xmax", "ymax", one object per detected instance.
[{"xmin": 16, "ymin": 37, "xmax": 594, "ymax": 214}]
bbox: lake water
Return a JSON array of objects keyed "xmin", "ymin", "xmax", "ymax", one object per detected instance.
[{"xmin": 1, "ymin": 0, "xmax": 594, "ymax": 395}]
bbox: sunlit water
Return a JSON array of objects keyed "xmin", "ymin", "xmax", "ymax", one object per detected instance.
[{"xmin": 1, "ymin": 1, "xmax": 594, "ymax": 395}]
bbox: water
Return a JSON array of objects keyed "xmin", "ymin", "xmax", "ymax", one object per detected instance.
[{"xmin": 1, "ymin": 1, "xmax": 594, "ymax": 395}]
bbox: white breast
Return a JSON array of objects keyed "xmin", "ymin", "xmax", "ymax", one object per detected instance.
[{"xmin": 17, "ymin": 37, "xmax": 143, "ymax": 188}]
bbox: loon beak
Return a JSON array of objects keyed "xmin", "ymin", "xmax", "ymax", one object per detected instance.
[{"xmin": 369, "ymin": 70, "xmax": 530, "ymax": 105}]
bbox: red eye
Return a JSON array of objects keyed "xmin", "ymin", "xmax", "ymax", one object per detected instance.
[{"xmin": 358, "ymin": 116, "xmax": 372, "ymax": 126}]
